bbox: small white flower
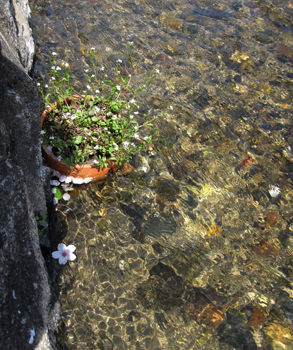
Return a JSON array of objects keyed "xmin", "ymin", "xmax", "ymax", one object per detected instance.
[
  {"xmin": 91, "ymin": 47, "xmax": 95, "ymax": 50},
  {"xmin": 141, "ymin": 166, "xmax": 148, "ymax": 173},
  {"xmin": 116, "ymin": 85, "xmax": 121, "ymax": 91},
  {"xmin": 134, "ymin": 126, "xmax": 138, "ymax": 130},
  {"xmin": 132, "ymin": 133, "xmax": 139, "ymax": 139},
  {"xmin": 117, "ymin": 70, "xmax": 120, "ymax": 74},
  {"xmin": 51, "ymin": 66, "xmax": 55, "ymax": 70},
  {"xmin": 100, "ymin": 66, "xmax": 104, "ymax": 71},
  {"xmin": 50, "ymin": 179, "xmax": 60, "ymax": 186},
  {"xmin": 91, "ymin": 74, "xmax": 95, "ymax": 78},
  {"xmin": 40, "ymin": 130, "xmax": 46, "ymax": 135},
  {"xmin": 70, "ymin": 114, "xmax": 77, "ymax": 120},
  {"xmin": 45, "ymin": 84, "xmax": 48, "ymax": 88},
  {"xmin": 52, "ymin": 243, "xmax": 76, "ymax": 265},
  {"xmin": 86, "ymin": 85, "xmax": 91, "ymax": 90},
  {"xmin": 128, "ymin": 74, "xmax": 131, "ymax": 77},
  {"xmin": 123, "ymin": 141, "xmax": 130, "ymax": 149},
  {"xmin": 49, "ymin": 136, "xmax": 54, "ymax": 139},
  {"xmin": 170, "ymin": 105, "xmax": 173, "ymax": 110},
  {"xmin": 51, "ymin": 77, "xmax": 55, "ymax": 80},
  {"xmin": 155, "ymin": 69, "xmax": 160, "ymax": 73},
  {"xmin": 130, "ymin": 115, "xmax": 134, "ymax": 119},
  {"xmin": 37, "ymin": 82, "xmax": 40, "ymax": 86},
  {"xmin": 112, "ymin": 115, "xmax": 117, "ymax": 120},
  {"xmin": 62, "ymin": 193, "xmax": 70, "ymax": 201},
  {"xmin": 143, "ymin": 136, "xmax": 149, "ymax": 140},
  {"xmin": 56, "ymin": 66, "xmax": 61, "ymax": 71},
  {"xmin": 154, "ymin": 211, "xmax": 160, "ymax": 217},
  {"xmin": 52, "ymin": 187, "xmax": 57, "ymax": 194},
  {"xmin": 52, "ymin": 52, "xmax": 57, "ymax": 56},
  {"xmin": 129, "ymin": 41, "xmax": 134, "ymax": 45},
  {"xmin": 134, "ymin": 111, "xmax": 139, "ymax": 114},
  {"xmin": 105, "ymin": 74, "xmax": 108, "ymax": 77},
  {"xmin": 116, "ymin": 59, "xmax": 122, "ymax": 63},
  {"xmin": 94, "ymin": 106, "xmax": 100, "ymax": 113},
  {"xmin": 64, "ymin": 63, "xmax": 69, "ymax": 67},
  {"xmin": 85, "ymin": 69, "xmax": 89, "ymax": 73},
  {"xmin": 268, "ymin": 185, "xmax": 281, "ymax": 198},
  {"xmin": 130, "ymin": 99, "xmax": 135, "ymax": 104},
  {"xmin": 94, "ymin": 145, "xmax": 99, "ymax": 150}
]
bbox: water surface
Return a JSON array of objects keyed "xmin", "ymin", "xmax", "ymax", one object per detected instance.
[{"xmin": 30, "ymin": 0, "xmax": 293, "ymax": 349}]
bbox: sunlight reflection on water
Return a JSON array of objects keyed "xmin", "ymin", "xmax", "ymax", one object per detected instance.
[{"xmin": 30, "ymin": 0, "xmax": 293, "ymax": 348}]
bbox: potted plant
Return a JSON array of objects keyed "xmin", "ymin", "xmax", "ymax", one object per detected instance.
[{"xmin": 38, "ymin": 44, "xmax": 167, "ymax": 184}]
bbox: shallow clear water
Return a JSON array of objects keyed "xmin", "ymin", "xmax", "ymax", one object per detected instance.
[{"xmin": 30, "ymin": 0, "xmax": 293, "ymax": 349}]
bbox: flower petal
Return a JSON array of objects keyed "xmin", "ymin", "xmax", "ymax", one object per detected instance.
[
  {"xmin": 57, "ymin": 243, "xmax": 66, "ymax": 252},
  {"xmin": 67, "ymin": 252, "xmax": 76, "ymax": 261},
  {"xmin": 58, "ymin": 256, "xmax": 67, "ymax": 265},
  {"xmin": 52, "ymin": 251, "xmax": 61, "ymax": 259},
  {"xmin": 66, "ymin": 245, "xmax": 76, "ymax": 253}
]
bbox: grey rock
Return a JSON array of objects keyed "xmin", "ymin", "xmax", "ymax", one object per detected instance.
[{"xmin": 0, "ymin": 1, "xmax": 60, "ymax": 349}]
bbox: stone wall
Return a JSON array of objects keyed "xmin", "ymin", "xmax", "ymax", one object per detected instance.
[{"xmin": 0, "ymin": 1, "xmax": 59, "ymax": 349}]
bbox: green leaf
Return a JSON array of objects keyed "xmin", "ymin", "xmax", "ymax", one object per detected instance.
[
  {"xmin": 40, "ymin": 211, "xmax": 47, "ymax": 219},
  {"xmin": 91, "ymin": 116, "xmax": 98, "ymax": 122},
  {"xmin": 74, "ymin": 135, "xmax": 83, "ymax": 144},
  {"xmin": 54, "ymin": 187, "xmax": 62, "ymax": 200}
]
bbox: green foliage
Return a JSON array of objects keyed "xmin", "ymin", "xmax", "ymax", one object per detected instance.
[
  {"xmin": 38, "ymin": 44, "xmax": 172, "ymax": 168},
  {"xmin": 36, "ymin": 211, "xmax": 47, "ymax": 236}
]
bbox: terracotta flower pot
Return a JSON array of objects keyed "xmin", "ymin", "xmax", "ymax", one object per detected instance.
[{"xmin": 40, "ymin": 98, "xmax": 120, "ymax": 182}]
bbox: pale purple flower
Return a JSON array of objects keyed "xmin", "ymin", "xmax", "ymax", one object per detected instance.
[{"xmin": 52, "ymin": 243, "xmax": 76, "ymax": 265}]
